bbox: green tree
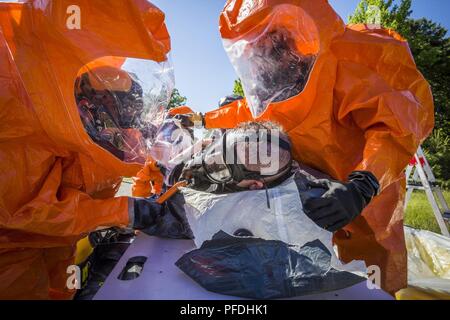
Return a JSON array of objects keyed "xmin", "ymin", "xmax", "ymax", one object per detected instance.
[
  {"xmin": 423, "ymin": 129, "xmax": 450, "ymax": 188},
  {"xmin": 233, "ymin": 79, "xmax": 245, "ymax": 97},
  {"xmin": 406, "ymin": 19, "xmax": 450, "ymax": 136},
  {"xmin": 167, "ymin": 88, "xmax": 187, "ymax": 110},
  {"xmin": 350, "ymin": 0, "xmax": 450, "ymax": 187}
]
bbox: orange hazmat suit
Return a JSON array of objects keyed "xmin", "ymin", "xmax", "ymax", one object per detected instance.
[
  {"xmin": 204, "ymin": 0, "xmax": 434, "ymax": 294},
  {"xmin": 0, "ymin": 0, "xmax": 170, "ymax": 299}
]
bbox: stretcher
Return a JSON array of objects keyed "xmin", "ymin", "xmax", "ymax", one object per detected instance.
[{"xmin": 93, "ymin": 233, "xmax": 393, "ymax": 300}]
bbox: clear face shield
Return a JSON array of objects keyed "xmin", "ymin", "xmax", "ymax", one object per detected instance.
[
  {"xmin": 75, "ymin": 57, "xmax": 175, "ymax": 163},
  {"xmin": 223, "ymin": 6, "xmax": 320, "ymax": 118},
  {"xmin": 149, "ymin": 115, "xmax": 195, "ymax": 185}
]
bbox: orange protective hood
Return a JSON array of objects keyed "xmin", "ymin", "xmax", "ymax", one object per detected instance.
[
  {"xmin": 0, "ymin": 0, "xmax": 171, "ymax": 176},
  {"xmin": 219, "ymin": 0, "xmax": 345, "ymax": 120},
  {"xmin": 220, "ymin": 0, "xmax": 345, "ymax": 48}
]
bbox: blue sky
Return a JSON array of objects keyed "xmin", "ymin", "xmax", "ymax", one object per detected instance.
[{"xmin": 151, "ymin": 0, "xmax": 450, "ymax": 113}]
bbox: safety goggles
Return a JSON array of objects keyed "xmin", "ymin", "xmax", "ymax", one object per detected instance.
[{"xmin": 197, "ymin": 130, "xmax": 293, "ymax": 185}]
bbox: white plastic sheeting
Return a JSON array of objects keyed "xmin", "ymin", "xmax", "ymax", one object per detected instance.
[
  {"xmin": 181, "ymin": 176, "xmax": 367, "ymax": 276},
  {"xmin": 404, "ymin": 226, "xmax": 450, "ymax": 294}
]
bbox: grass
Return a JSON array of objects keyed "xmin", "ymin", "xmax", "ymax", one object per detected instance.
[{"xmin": 405, "ymin": 190, "xmax": 450, "ymax": 233}]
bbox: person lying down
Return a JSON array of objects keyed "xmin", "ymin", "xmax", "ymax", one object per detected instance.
[
  {"xmin": 133, "ymin": 120, "xmax": 370, "ymax": 298},
  {"xmin": 133, "ymin": 121, "xmax": 337, "ymax": 240}
]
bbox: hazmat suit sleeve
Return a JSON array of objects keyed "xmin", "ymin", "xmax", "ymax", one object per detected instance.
[
  {"xmin": 332, "ymin": 26, "xmax": 435, "ymax": 190},
  {"xmin": 168, "ymin": 105, "xmax": 195, "ymax": 116},
  {"xmin": 204, "ymin": 99, "xmax": 253, "ymax": 129},
  {"xmin": 0, "ymin": 156, "xmax": 131, "ymax": 238}
]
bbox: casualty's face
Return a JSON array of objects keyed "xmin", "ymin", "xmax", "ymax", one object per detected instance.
[
  {"xmin": 180, "ymin": 128, "xmax": 293, "ymax": 192},
  {"xmin": 74, "ymin": 58, "xmax": 175, "ymax": 164}
]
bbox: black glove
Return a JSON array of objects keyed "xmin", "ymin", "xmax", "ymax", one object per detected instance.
[
  {"xmin": 133, "ymin": 197, "xmax": 164, "ymax": 230},
  {"xmin": 302, "ymin": 171, "xmax": 380, "ymax": 232},
  {"xmin": 133, "ymin": 195, "xmax": 193, "ymax": 239}
]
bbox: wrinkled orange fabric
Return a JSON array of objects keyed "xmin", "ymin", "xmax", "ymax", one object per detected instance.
[
  {"xmin": 132, "ymin": 157, "xmax": 164, "ymax": 198},
  {"xmin": 0, "ymin": 0, "xmax": 170, "ymax": 299},
  {"xmin": 205, "ymin": 0, "xmax": 434, "ymax": 294},
  {"xmin": 168, "ymin": 105, "xmax": 194, "ymax": 116}
]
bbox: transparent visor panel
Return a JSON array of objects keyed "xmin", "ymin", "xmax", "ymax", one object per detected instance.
[
  {"xmin": 224, "ymin": 7, "xmax": 319, "ymax": 118},
  {"xmin": 207, "ymin": 163, "xmax": 233, "ymax": 183},
  {"xmin": 75, "ymin": 57, "xmax": 174, "ymax": 163}
]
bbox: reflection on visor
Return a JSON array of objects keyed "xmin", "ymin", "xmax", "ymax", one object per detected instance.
[
  {"xmin": 205, "ymin": 163, "xmax": 233, "ymax": 183},
  {"xmin": 202, "ymin": 136, "xmax": 233, "ymax": 183},
  {"xmin": 75, "ymin": 57, "xmax": 174, "ymax": 163}
]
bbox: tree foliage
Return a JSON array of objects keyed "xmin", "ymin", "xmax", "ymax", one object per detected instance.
[
  {"xmin": 423, "ymin": 129, "xmax": 450, "ymax": 188},
  {"xmin": 407, "ymin": 19, "xmax": 450, "ymax": 136},
  {"xmin": 167, "ymin": 88, "xmax": 187, "ymax": 110}
]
